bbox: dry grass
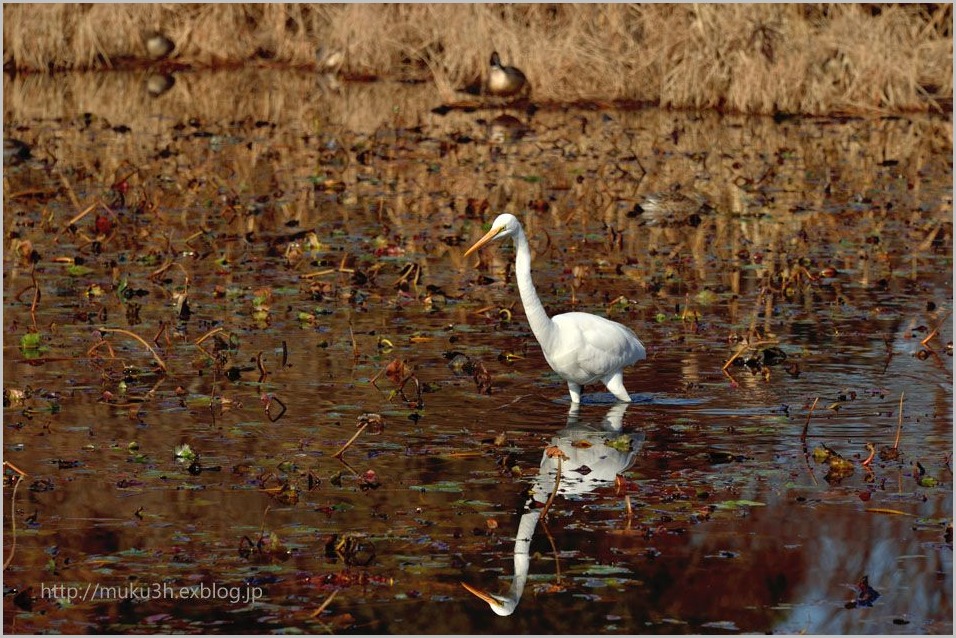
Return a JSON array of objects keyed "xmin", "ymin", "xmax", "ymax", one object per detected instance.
[{"xmin": 2, "ymin": 4, "xmax": 952, "ymax": 114}]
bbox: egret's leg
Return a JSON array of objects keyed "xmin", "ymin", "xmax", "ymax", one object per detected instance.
[
  {"xmin": 567, "ymin": 402, "xmax": 581, "ymax": 422},
  {"xmin": 604, "ymin": 372, "xmax": 632, "ymax": 403},
  {"xmin": 567, "ymin": 382, "xmax": 582, "ymax": 404},
  {"xmin": 603, "ymin": 403, "xmax": 628, "ymax": 430}
]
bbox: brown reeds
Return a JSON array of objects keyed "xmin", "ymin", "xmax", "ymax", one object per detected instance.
[{"xmin": 3, "ymin": 4, "xmax": 951, "ymax": 115}]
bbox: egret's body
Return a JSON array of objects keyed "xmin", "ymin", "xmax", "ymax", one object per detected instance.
[
  {"xmin": 487, "ymin": 51, "xmax": 528, "ymax": 98},
  {"xmin": 465, "ymin": 214, "xmax": 645, "ymax": 403}
]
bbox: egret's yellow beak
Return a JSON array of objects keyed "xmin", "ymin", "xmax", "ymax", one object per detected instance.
[
  {"xmin": 463, "ymin": 225, "xmax": 504, "ymax": 258},
  {"xmin": 460, "ymin": 581, "xmax": 498, "ymax": 605}
]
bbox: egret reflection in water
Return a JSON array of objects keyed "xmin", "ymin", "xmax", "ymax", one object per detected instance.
[{"xmin": 462, "ymin": 402, "xmax": 644, "ymax": 616}]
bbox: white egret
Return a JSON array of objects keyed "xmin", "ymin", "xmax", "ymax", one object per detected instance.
[
  {"xmin": 464, "ymin": 214, "xmax": 646, "ymax": 403},
  {"xmin": 488, "ymin": 51, "xmax": 529, "ymax": 98},
  {"xmin": 462, "ymin": 508, "xmax": 538, "ymax": 616},
  {"xmin": 462, "ymin": 403, "xmax": 643, "ymax": 615}
]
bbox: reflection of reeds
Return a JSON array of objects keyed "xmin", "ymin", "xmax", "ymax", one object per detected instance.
[
  {"xmin": 3, "ymin": 4, "xmax": 951, "ymax": 114},
  {"xmin": 3, "ymin": 73, "xmax": 951, "ymax": 320}
]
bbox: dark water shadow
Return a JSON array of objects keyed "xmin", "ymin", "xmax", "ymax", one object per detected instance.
[{"xmin": 561, "ymin": 392, "xmax": 709, "ymax": 407}]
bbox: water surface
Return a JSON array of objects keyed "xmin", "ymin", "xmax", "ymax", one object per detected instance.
[{"xmin": 3, "ymin": 69, "xmax": 953, "ymax": 634}]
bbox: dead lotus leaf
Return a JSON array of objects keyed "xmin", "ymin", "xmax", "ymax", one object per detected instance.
[{"xmin": 545, "ymin": 445, "xmax": 569, "ymax": 460}]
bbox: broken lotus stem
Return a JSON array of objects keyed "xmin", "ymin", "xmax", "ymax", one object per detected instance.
[
  {"xmin": 333, "ymin": 413, "xmax": 384, "ymax": 458},
  {"xmin": 333, "ymin": 423, "xmax": 367, "ymax": 459},
  {"xmin": 99, "ymin": 327, "xmax": 167, "ymax": 373},
  {"xmin": 540, "ymin": 446, "xmax": 568, "ymax": 520}
]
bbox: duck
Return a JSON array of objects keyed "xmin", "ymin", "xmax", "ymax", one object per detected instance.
[
  {"xmin": 145, "ymin": 32, "xmax": 175, "ymax": 60},
  {"xmin": 487, "ymin": 51, "xmax": 529, "ymax": 98},
  {"xmin": 315, "ymin": 45, "xmax": 345, "ymax": 92},
  {"xmin": 145, "ymin": 73, "xmax": 176, "ymax": 98},
  {"xmin": 315, "ymin": 45, "xmax": 344, "ymax": 74},
  {"xmin": 3, "ymin": 138, "xmax": 32, "ymax": 167},
  {"xmin": 631, "ymin": 186, "xmax": 717, "ymax": 227}
]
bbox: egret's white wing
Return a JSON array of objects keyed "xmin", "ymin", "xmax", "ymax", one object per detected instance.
[{"xmin": 550, "ymin": 312, "xmax": 646, "ymax": 384}]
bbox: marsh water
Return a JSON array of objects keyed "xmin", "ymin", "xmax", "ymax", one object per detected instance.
[{"xmin": 3, "ymin": 69, "xmax": 953, "ymax": 634}]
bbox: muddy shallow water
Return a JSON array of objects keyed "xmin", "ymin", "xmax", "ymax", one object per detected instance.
[{"xmin": 3, "ymin": 69, "xmax": 953, "ymax": 634}]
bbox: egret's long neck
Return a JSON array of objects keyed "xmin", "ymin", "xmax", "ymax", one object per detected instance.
[
  {"xmin": 512, "ymin": 226, "xmax": 556, "ymax": 349},
  {"xmin": 505, "ymin": 510, "xmax": 540, "ymax": 610}
]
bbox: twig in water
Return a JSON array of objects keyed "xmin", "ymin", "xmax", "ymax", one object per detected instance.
[
  {"xmin": 921, "ymin": 312, "xmax": 951, "ymax": 347},
  {"xmin": 348, "ymin": 322, "xmax": 358, "ymax": 359},
  {"xmin": 492, "ymin": 394, "xmax": 533, "ymax": 410},
  {"xmin": 3, "ymin": 462, "xmax": 28, "ymax": 570},
  {"xmin": 334, "ymin": 455, "xmax": 359, "ymax": 477},
  {"xmin": 62, "ymin": 202, "xmax": 98, "ymax": 230},
  {"xmin": 60, "ymin": 193, "xmax": 94, "ymax": 231},
  {"xmin": 540, "ymin": 449, "xmax": 567, "ymax": 520},
  {"xmin": 194, "ymin": 327, "xmax": 224, "ymax": 346},
  {"xmin": 193, "ymin": 327, "xmax": 224, "ymax": 363},
  {"xmin": 144, "ymin": 376, "xmax": 165, "ymax": 401},
  {"xmin": 801, "ymin": 397, "xmax": 819, "ymax": 446},
  {"xmin": 309, "ymin": 589, "xmax": 338, "ymax": 618},
  {"xmin": 99, "ymin": 328, "xmax": 167, "ymax": 373},
  {"xmin": 87, "ymin": 338, "xmax": 116, "ymax": 359},
  {"xmin": 300, "ymin": 268, "xmax": 337, "ymax": 279},
  {"xmin": 29, "ymin": 267, "xmax": 40, "ymax": 333},
  {"xmin": 263, "ymin": 394, "xmax": 286, "ymax": 422},
  {"xmin": 256, "ymin": 351, "xmax": 268, "ymax": 383},
  {"xmin": 148, "ymin": 258, "xmax": 174, "ymax": 282},
  {"xmin": 892, "ymin": 391, "xmax": 904, "ymax": 450},
  {"xmin": 801, "ymin": 397, "xmax": 820, "ymax": 486},
  {"xmin": 723, "ymin": 342, "xmax": 750, "ymax": 372},
  {"xmin": 397, "ymin": 374, "xmax": 422, "ymax": 407},
  {"xmin": 333, "ymin": 422, "xmax": 368, "ymax": 459},
  {"xmin": 149, "ymin": 321, "xmax": 168, "ymax": 348},
  {"xmin": 369, "ymin": 366, "xmax": 385, "ymax": 388},
  {"xmin": 539, "ymin": 517, "xmax": 562, "ymax": 585},
  {"xmin": 722, "ymin": 338, "xmax": 778, "ymax": 371},
  {"xmin": 865, "ymin": 507, "xmax": 913, "ymax": 517},
  {"xmin": 606, "ymin": 295, "xmax": 628, "ymax": 315},
  {"xmin": 4, "ymin": 461, "xmax": 28, "ymax": 478},
  {"xmin": 861, "ymin": 442, "xmax": 877, "ymax": 467}
]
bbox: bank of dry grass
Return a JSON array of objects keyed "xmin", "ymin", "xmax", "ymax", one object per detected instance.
[{"xmin": 3, "ymin": 3, "xmax": 952, "ymax": 115}]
